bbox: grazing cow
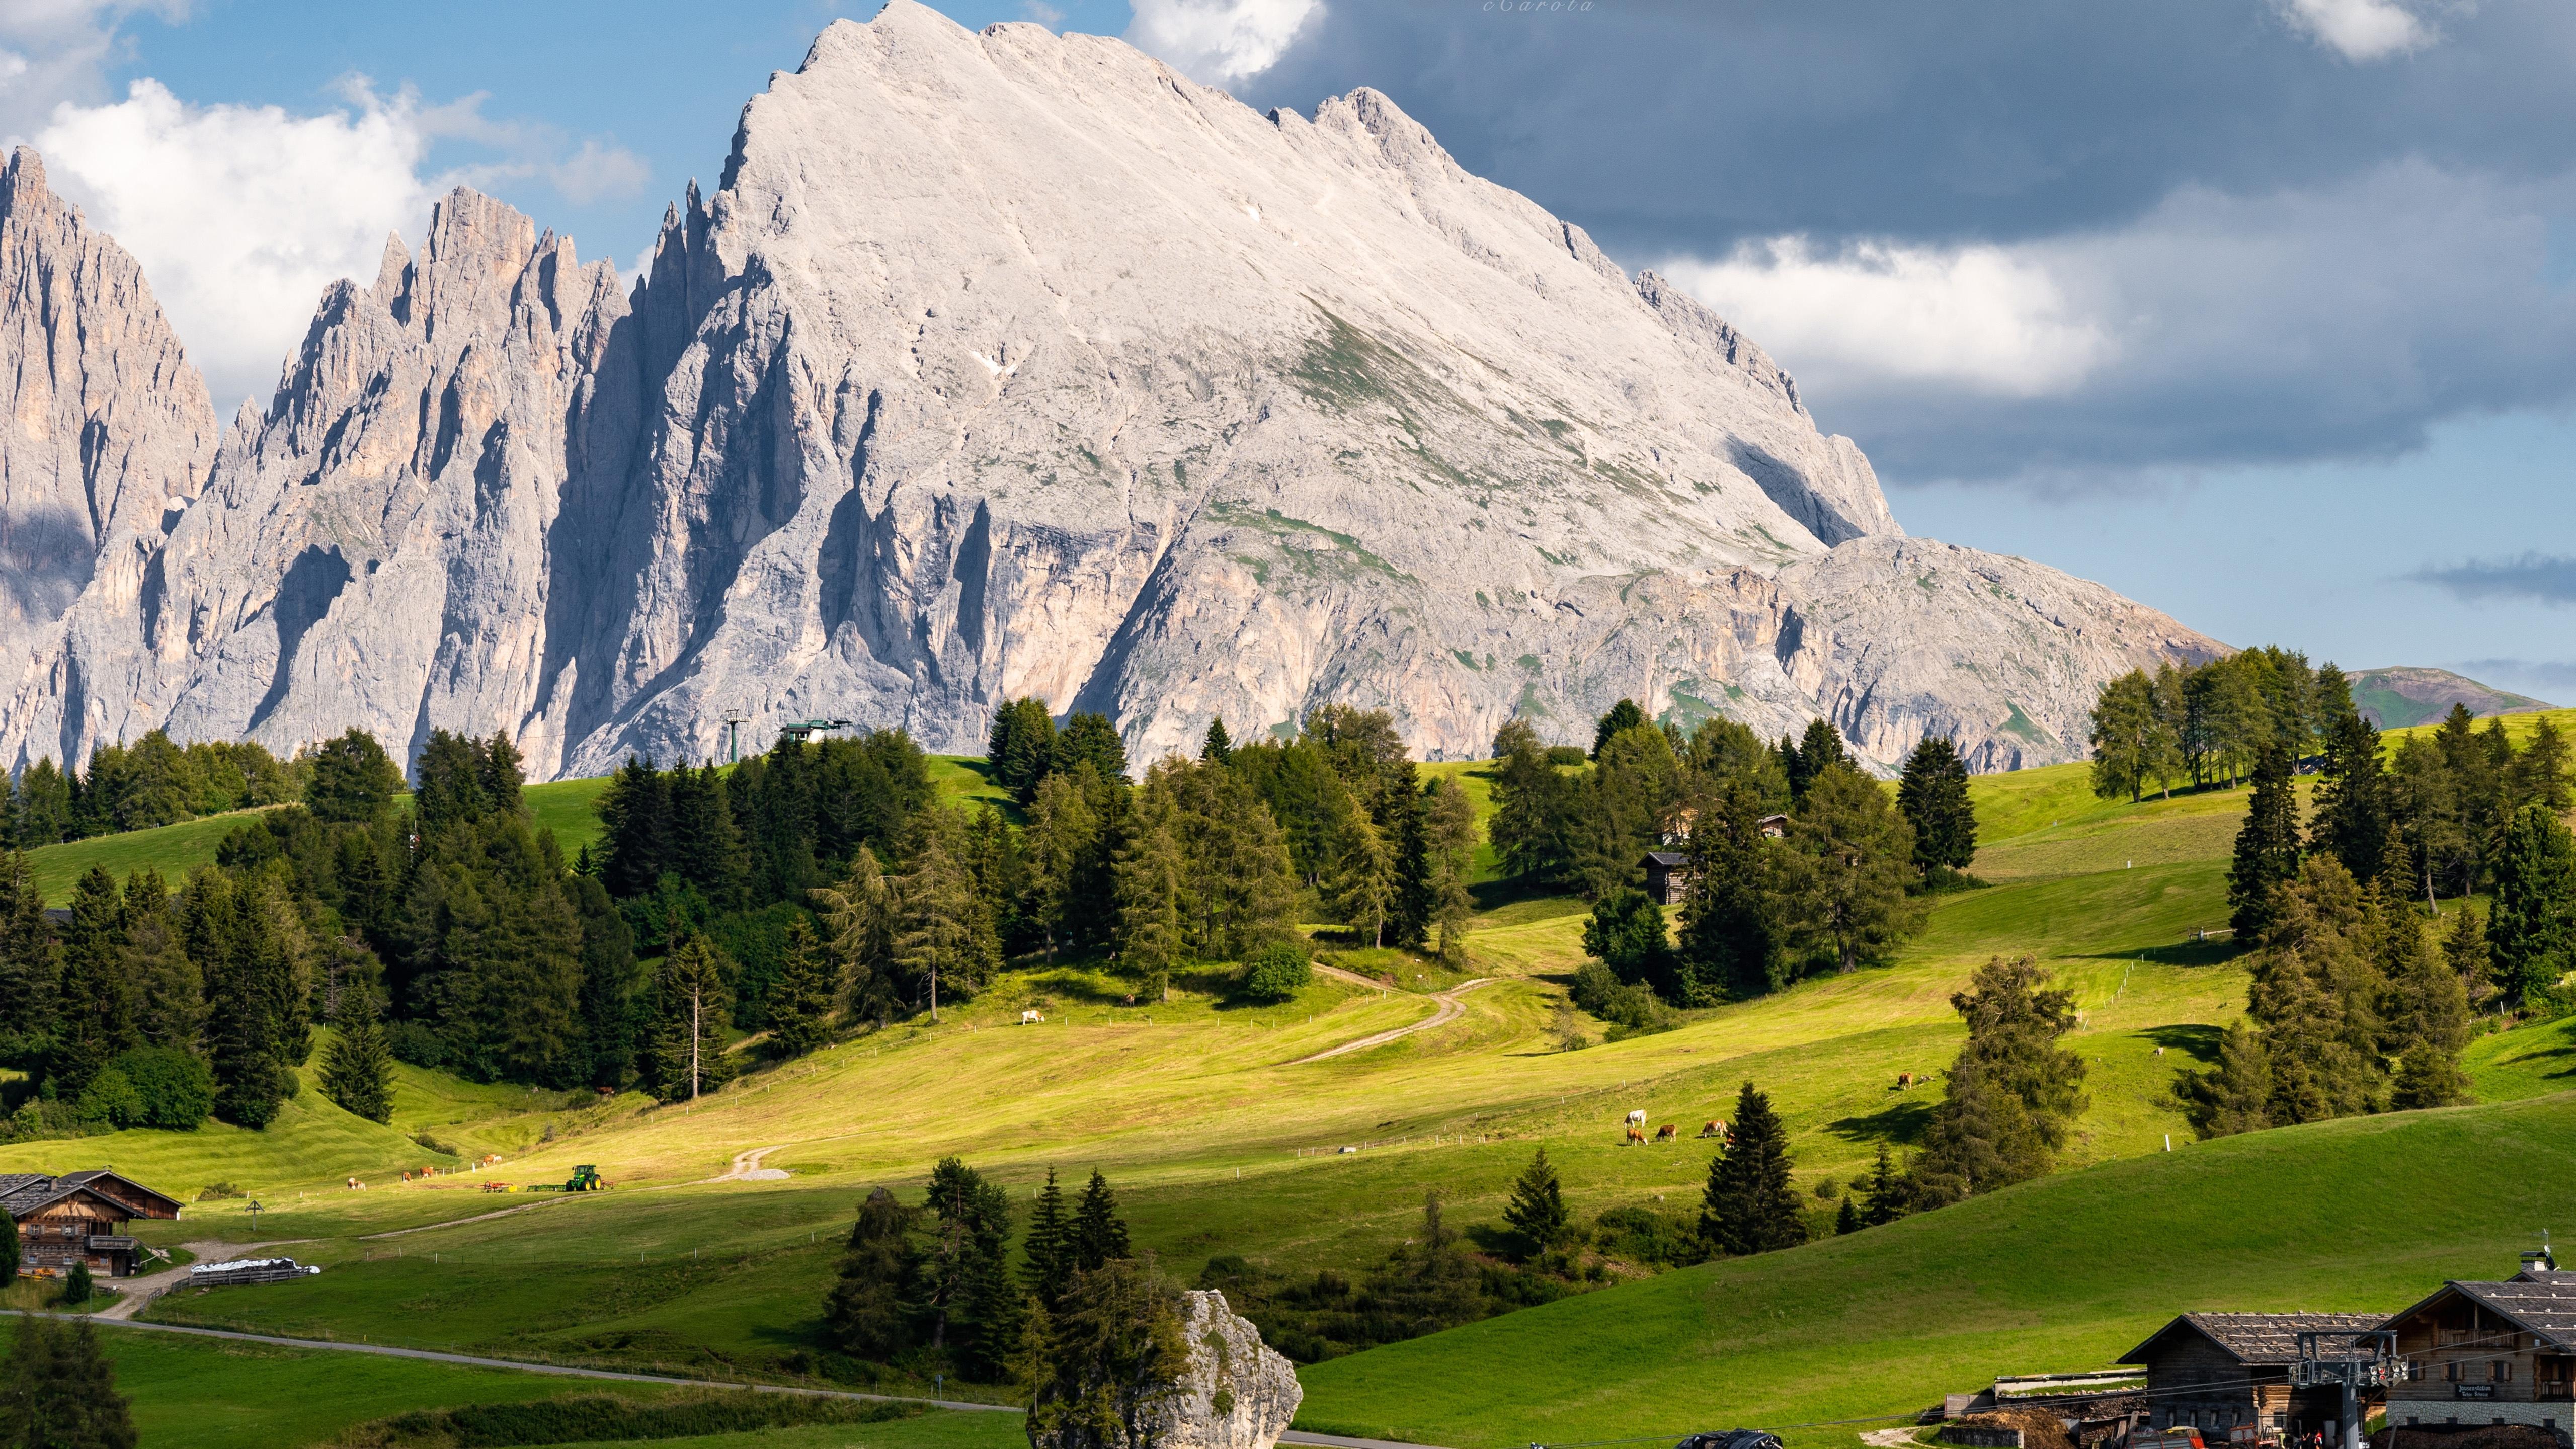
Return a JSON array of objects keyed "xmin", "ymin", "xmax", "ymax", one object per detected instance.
[
  {"xmin": 1653, "ymin": 1124, "xmax": 1677, "ymax": 1143},
  {"xmin": 1625, "ymin": 1124, "xmax": 1646, "ymax": 1145},
  {"xmin": 1020, "ymin": 1009, "xmax": 1045, "ymax": 1025},
  {"xmin": 1897, "ymin": 1072, "xmax": 1915, "ymax": 1089},
  {"xmin": 1626, "ymin": 1108, "xmax": 1647, "ymax": 1126},
  {"xmin": 1698, "ymin": 1120, "xmax": 1728, "ymax": 1140}
]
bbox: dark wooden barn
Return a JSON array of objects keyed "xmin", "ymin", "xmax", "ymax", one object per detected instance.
[{"xmin": 2119, "ymin": 1312, "xmax": 2387, "ymax": 1440}]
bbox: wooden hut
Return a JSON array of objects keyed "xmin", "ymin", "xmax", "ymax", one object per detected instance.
[
  {"xmin": 2, "ymin": 1169, "xmax": 183, "ymax": 1278},
  {"xmin": 2119, "ymin": 1312, "xmax": 2387, "ymax": 1440}
]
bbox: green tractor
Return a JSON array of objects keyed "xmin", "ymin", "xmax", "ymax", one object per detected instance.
[{"xmin": 565, "ymin": 1165, "xmax": 610, "ymax": 1193}]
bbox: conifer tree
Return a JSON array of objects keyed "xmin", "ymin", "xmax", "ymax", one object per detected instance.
[
  {"xmin": 920, "ymin": 1158, "xmax": 1015, "ymax": 1367},
  {"xmin": 1699, "ymin": 1081, "xmax": 1807, "ymax": 1255},
  {"xmin": 0, "ymin": 1210, "xmax": 15, "ymax": 1280},
  {"xmin": 51, "ymin": 865, "xmax": 136, "ymax": 1097},
  {"xmin": 1071, "ymin": 1168, "xmax": 1131, "ymax": 1270},
  {"xmin": 1677, "ymin": 775, "xmax": 1794, "ymax": 1001},
  {"xmin": 0, "ymin": 854, "xmax": 54, "ymax": 1066},
  {"xmin": 1856, "ymin": 1142, "xmax": 1906, "ymax": 1227},
  {"xmin": 645, "ymin": 932, "xmax": 734, "ymax": 1102},
  {"xmin": 596, "ymin": 756, "xmax": 675, "ymax": 899},
  {"xmin": 825, "ymin": 1186, "xmax": 922, "ymax": 1360},
  {"xmin": 1054, "ymin": 711, "xmax": 1130, "ymax": 786},
  {"xmin": 1021, "ymin": 773, "xmax": 1099, "ymax": 964},
  {"xmin": 1503, "ymin": 1148, "xmax": 1571, "ymax": 1257},
  {"xmin": 989, "ymin": 697, "xmax": 1060, "ymax": 803},
  {"xmin": 1592, "ymin": 699, "xmax": 1648, "ymax": 760},
  {"xmin": 2491, "ymin": 804, "xmax": 2576, "ymax": 1007},
  {"xmin": 1200, "ymin": 717, "xmax": 1233, "ymax": 765},
  {"xmin": 2088, "ymin": 670, "xmax": 2171, "ymax": 803},
  {"xmin": 2380, "ymin": 908, "xmax": 2470, "ymax": 1098},
  {"xmin": 0, "ymin": 1314, "xmax": 138, "ymax": 1449},
  {"xmin": 1423, "ymin": 777, "xmax": 1478, "ymax": 965},
  {"xmin": 2390, "ymin": 1040, "xmax": 2473, "ymax": 1112},
  {"xmin": 816, "ymin": 845, "xmax": 898, "ymax": 1023},
  {"xmin": 668, "ymin": 765, "xmax": 752, "ymax": 907},
  {"xmin": 1328, "ymin": 809, "xmax": 1397, "ymax": 948},
  {"xmin": 195, "ymin": 872, "xmax": 299, "ymax": 1130},
  {"xmin": 120, "ymin": 870, "xmax": 200, "ymax": 1052},
  {"xmin": 1835, "ymin": 1195, "xmax": 1861, "ymax": 1236},
  {"xmin": 1487, "ymin": 719, "xmax": 1572, "ymax": 882},
  {"xmin": 1897, "ymin": 735, "xmax": 1978, "ymax": 877},
  {"xmin": 897, "ymin": 817, "xmax": 998, "ymax": 1019},
  {"xmin": 2443, "ymin": 906, "xmax": 2496, "ymax": 1011},
  {"xmin": 2228, "ymin": 745, "xmax": 2303, "ymax": 939},
  {"xmin": 767, "ymin": 920, "xmax": 835, "ymax": 1058},
  {"xmin": 304, "ymin": 728, "xmax": 405, "ymax": 825},
  {"xmin": 1788, "ymin": 764, "xmax": 1924, "ymax": 974},
  {"xmin": 1023, "ymin": 1166, "xmax": 1075, "ymax": 1309},
  {"xmin": 2517, "ymin": 716, "xmax": 2572, "ymax": 813},
  {"xmin": 2174, "ymin": 1021, "xmax": 2274, "ymax": 1139},
  {"xmin": 1112, "ymin": 788, "xmax": 1186, "ymax": 996},
  {"xmin": 1787, "ymin": 718, "xmax": 1849, "ymax": 803},
  {"xmin": 2309, "ymin": 667, "xmax": 2391, "ymax": 881},
  {"xmin": 318, "ymin": 987, "xmax": 396, "ymax": 1123},
  {"xmin": 1020, "ymin": 1256, "xmax": 1188, "ymax": 1449}
]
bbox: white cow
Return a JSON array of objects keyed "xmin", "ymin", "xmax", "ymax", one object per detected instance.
[
  {"xmin": 1626, "ymin": 1109, "xmax": 1647, "ymax": 1126},
  {"xmin": 1020, "ymin": 1010, "xmax": 1045, "ymax": 1025}
]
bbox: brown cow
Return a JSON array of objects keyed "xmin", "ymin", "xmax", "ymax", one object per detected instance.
[
  {"xmin": 1897, "ymin": 1072, "xmax": 1916, "ymax": 1089},
  {"xmin": 1624, "ymin": 1124, "xmax": 1646, "ymax": 1145},
  {"xmin": 1698, "ymin": 1120, "xmax": 1728, "ymax": 1140},
  {"xmin": 1653, "ymin": 1124, "xmax": 1677, "ymax": 1143}
]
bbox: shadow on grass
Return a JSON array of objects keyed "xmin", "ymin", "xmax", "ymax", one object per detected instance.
[
  {"xmin": 2076, "ymin": 937, "xmax": 2247, "ymax": 970},
  {"xmin": 1826, "ymin": 1099, "xmax": 1935, "ymax": 1148},
  {"xmin": 2143, "ymin": 1022, "xmax": 2224, "ymax": 1065}
]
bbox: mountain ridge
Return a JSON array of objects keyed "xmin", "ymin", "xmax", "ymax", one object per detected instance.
[{"xmin": 0, "ymin": 2, "xmax": 2220, "ymax": 779}]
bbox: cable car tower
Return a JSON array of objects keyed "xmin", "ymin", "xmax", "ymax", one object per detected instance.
[{"xmin": 2295, "ymin": 1327, "xmax": 2395, "ymax": 1449}]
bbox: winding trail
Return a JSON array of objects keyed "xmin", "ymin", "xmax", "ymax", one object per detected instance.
[
  {"xmin": 1290, "ymin": 972, "xmax": 1494, "ymax": 1065},
  {"xmin": 93, "ymin": 1240, "xmax": 282, "ymax": 1321},
  {"xmin": 707, "ymin": 1145, "xmax": 790, "ymax": 1182}
]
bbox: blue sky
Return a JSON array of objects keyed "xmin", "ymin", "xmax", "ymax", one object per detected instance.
[{"xmin": 3, "ymin": 0, "xmax": 2569, "ymax": 698}]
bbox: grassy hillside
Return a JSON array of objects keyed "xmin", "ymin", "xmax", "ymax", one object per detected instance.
[
  {"xmin": 14, "ymin": 729, "xmax": 2569, "ymax": 1447},
  {"xmin": 1296, "ymin": 1093, "xmax": 2576, "ymax": 1448}
]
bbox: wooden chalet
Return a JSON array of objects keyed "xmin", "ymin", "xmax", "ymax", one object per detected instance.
[
  {"xmin": 2119, "ymin": 1312, "xmax": 2387, "ymax": 1439},
  {"xmin": 2381, "ymin": 1252, "xmax": 2576, "ymax": 1441},
  {"xmin": 2, "ymin": 1169, "xmax": 183, "ymax": 1278},
  {"xmin": 1643, "ymin": 851, "xmax": 1691, "ymax": 905}
]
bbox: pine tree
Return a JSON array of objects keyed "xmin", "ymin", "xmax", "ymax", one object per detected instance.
[
  {"xmin": 645, "ymin": 932, "xmax": 734, "ymax": 1102},
  {"xmin": 896, "ymin": 818, "xmax": 995, "ymax": 1020},
  {"xmin": 0, "ymin": 851, "xmax": 60, "ymax": 1068},
  {"xmin": 1112, "ymin": 789, "xmax": 1186, "ymax": 996},
  {"xmin": 1677, "ymin": 775, "xmax": 1793, "ymax": 1001},
  {"xmin": 1857, "ymin": 1142, "xmax": 1906, "ymax": 1227},
  {"xmin": 1200, "ymin": 717, "xmax": 1233, "ymax": 765},
  {"xmin": 1699, "ymin": 1080, "xmax": 1807, "ymax": 1255},
  {"xmin": 1328, "ymin": 809, "xmax": 1397, "ymax": 948},
  {"xmin": 1054, "ymin": 712, "xmax": 1130, "ymax": 786},
  {"xmin": 1788, "ymin": 764, "xmax": 1925, "ymax": 974},
  {"xmin": 2174, "ymin": 1021, "xmax": 2274, "ymax": 1139},
  {"xmin": 2443, "ymin": 907, "xmax": 2497, "ymax": 1012},
  {"xmin": 0, "ymin": 1312, "xmax": 139, "ymax": 1449},
  {"xmin": 824, "ymin": 1187, "xmax": 922, "ymax": 1360},
  {"xmin": 1834, "ymin": 1195, "xmax": 1861, "ymax": 1235},
  {"xmin": 767, "ymin": 919, "xmax": 835, "ymax": 1058},
  {"xmin": 1071, "ymin": 1168, "xmax": 1130, "ymax": 1270},
  {"xmin": 1503, "ymin": 1148, "xmax": 1570, "ymax": 1258},
  {"xmin": 2228, "ymin": 745, "xmax": 2303, "ymax": 939},
  {"xmin": 1592, "ymin": 699, "xmax": 1648, "ymax": 760},
  {"xmin": 304, "ymin": 728, "xmax": 405, "ymax": 825},
  {"xmin": 2309, "ymin": 667, "xmax": 2391, "ymax": 881},
  {"xmin": 2491, "ymin": 804, "xmax": 2576, "ymax": 1007},
  {"xmin": 51, "ymin": 865, "xmax": 136, "ymax": 1098},
  {"xmin": 1423, "ymin": 777, "xmax": 1478, "ymax": 965},
  {"xmin": 1897, "ymin": 735, "xmax": 1978, "ymax": 876},
  {"xmin": 1023, "ymin": 1167, "xmax": 1075, "ymax": 1309},
  {"xmin": 317, "ymin": 987, "xmax": 396, "ymax": 1123},
  {"xmin": 1787, "ymin": 718, "xmax": 1849, "ymax": 803}
]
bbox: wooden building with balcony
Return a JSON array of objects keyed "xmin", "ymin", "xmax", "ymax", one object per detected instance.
[
  {"xmin": 2119, "ymin": 1312, "xmax": 2388, "ymax": 1439},
  {"xmin": 2382, "ymin": 1254, "xmax": 2576, "ymax": 1444},
  {"xmin": 2, "ymin": 1169, "xmax": 182, "ymax": 1279}
]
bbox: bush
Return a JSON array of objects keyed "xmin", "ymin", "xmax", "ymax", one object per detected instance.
[
  {"xmin": 64, "ymin": 1260, "xmax": 93, "ymax": 1303},
  {"xmin": 115, "ymin": 1046, "xmax": 216, "ymax": 1129},
  {"xmin": 195, "ymin": 1181, "xmax": 245, "ymax": 1201},
  {"xmin": 1544, "ymin": 745, "xmax": 1588, "ymax": 767},
  {"xmin": 1590, "ymin": 1205, "xmax": 1703, "ymax": 1267},
  {"xmin": 0, "ymin": 1097, "xmax": 101, "ymax": 1145},
  {"xmin": 411, "ymin": 1129, "xmax": 460, "ymax": 1157},
  {"xmin": 385, "ymin": 1020, "xmax": 448, "ymax": 1069},
  {"xmin": 1569, "ymin": 960, "xmax": 1672, "ymax": 1032},
  {"xmin": 335, "ymin": 1391, "xmax": 917, "ymax": 1447},
  {"xmin": 1239, "ymin": 943, "xmax": 1313, "ymax": 1003},
  {"xmin": 75, "ymin": 1066, "xmax": 144, "ymax": 1127}
]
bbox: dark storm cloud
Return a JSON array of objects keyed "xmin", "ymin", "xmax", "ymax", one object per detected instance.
[
  {"xmin": 1209, "ymin": 1, "xmax": 2576, "ymax": 489},
  {"xmin": 2415, "ymin": 555, "xmax": 2576, "ymax": 607}
]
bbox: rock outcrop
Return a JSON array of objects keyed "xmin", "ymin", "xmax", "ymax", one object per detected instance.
[
  {"xmin": 0, "ymin": 148, "xmax": 219, "ymax": 764},
  {"xmin": 0, "ymin": 4, "xmax": 2220, "ymax": 778},
  {"xmin": 1138, "ymin": 1290, "xmax": 1301, "ymax": 1449}
]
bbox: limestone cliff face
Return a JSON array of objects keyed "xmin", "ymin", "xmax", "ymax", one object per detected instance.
[
  {"xmin": 0, "ymin": 148, "xmax": 218, "ymax": 764},
  {"xmin": 0, "ymin": 4, "xmax": 2220, "ymax": 779}
]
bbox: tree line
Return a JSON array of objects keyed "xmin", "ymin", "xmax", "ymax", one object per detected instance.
[
  {"xmin": 1561, "ymin": 712, "xmax": 1972, "ymax": 1017},
  {"xmin": 3, "ymin": 729, "xmax": 301, "ymax": 845}
]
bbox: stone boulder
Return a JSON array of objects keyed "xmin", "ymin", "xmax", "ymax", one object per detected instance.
[{"xmin": 1142, "ymin": 1290, "xmax": 1302, "ymax": 1449}]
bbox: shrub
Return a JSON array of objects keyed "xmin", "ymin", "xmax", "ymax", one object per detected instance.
[
  {"xmin": 75, "ymin": 1067, "xmax": 144, "ymax": 1127},
  {"xmin": 1544, "ymin": 745, "xmax": 1588, "ymax": 767},
  {"xmin": 384, "ymin": 1020, "xmax": 448, "ymax": 1069},
  {"xmin": 115, "ymin": 1046, "xmax": 216, "ymax": 1129},
  {"xmin": 1569, "ymin": 960, "xmax": 1672, "ymax": 1032},
  {"xmin": 64, "ymin": 1260, "xmax": 93, "ymax": 1303},
  {"xmin": 1239, "ymin": 942, "xmax": 1313, "ymax": 1003},
  {"xmin": 195, "ymin": 1182, "xmax": 244, "ymax": 1201}
]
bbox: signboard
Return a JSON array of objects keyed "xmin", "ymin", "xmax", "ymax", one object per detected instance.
[{"xmin": 2456, "ymin": 1385, "xmax": 2497, "ymax": 1400}]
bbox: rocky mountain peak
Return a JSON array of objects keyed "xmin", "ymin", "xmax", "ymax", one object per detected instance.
[{"xmin": 0, "ymin": 6, "xmax": 2219, "ymax": 779}]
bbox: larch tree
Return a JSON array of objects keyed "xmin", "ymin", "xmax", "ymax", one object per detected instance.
[
  {"xmin": 1423, "ymin": 776, "xmax": 1479, "ymax": 965},
  {"xmin": 814, "ymin": 845, "xmax": 898, "ymax": 1024},
  {"xmin": 2088, "ymin": 670, "xmax": 2171, "ymax": 804}
]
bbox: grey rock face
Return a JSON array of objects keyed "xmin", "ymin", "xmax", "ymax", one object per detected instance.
[
  {"xmin": 0, "ymin": 148, "xmax": 218, "ymax": 765},
  {"xmin": 0, "ymin": 4, "xmax": 2219, "ymax": 779},
  {"xmin": 1135, "ymin": 1290, "xmax": 1301, "ymax": 1449}
]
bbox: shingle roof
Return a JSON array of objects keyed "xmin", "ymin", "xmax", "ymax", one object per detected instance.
[
  {"xmin": 0, "ymin": 1170, "xmax": 182, "ymax": 1222},
  {"xmin": 1644, "ymin": 851, "xmax": 1688, "ymax": 866},
  {"xmin": 2122, "ymin": 1313, "xmax": 2390, "ymax": 1366},
  {"xmin": 54, "ymin": 1169, "xmax": 183, "ymax": 1215},
  {"xmin": 2407, "ymin": 1277, "xmax": 2576, "ymax": 1352}
]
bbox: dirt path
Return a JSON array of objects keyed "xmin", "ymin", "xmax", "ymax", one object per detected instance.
[
  {"xmin": 706, "ymin": 1145, "xmax": 790, "ymax": 1182},
  {"xmin": 1289, "ymin": 977, "xmax": 1493, "ymax": 1065},
  {"xmin": 359, "ymin": 1198, "xmax": 575, "ymax": 1239},
  {"xmin": 95, "ymin": 1239, "xmax": 299, "ymax": 1321}
]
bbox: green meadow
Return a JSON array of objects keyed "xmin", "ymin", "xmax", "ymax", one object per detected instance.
[{"xmin": 9, "ymin": 710, "xmax": 2571, "ymax": 1448}]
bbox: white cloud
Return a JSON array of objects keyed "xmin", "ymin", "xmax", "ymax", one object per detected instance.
[
  {"xmin": 2273, "ymin": 0, "xmax": 2437, "ymax": 62},
  {"xmin": 1659, "ymin": 237, "xmax": 2115, "ymax": 398},
  {"xmin": 0, "ymin": 1, "xmax": 186, "ymax": 137},
  {"xmin": 543, "ymin": 136, "xmax": 650, "ymax": 206},
  {"xmin": 1125, "ymin": 0, "xmax": 1322, "ymax": 85},
  {"xmin": 34, "ymin": 77, "xmax": 446, "ymax": 407}
]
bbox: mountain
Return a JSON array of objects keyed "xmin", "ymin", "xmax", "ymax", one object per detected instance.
[
  {"xmin": 0, "ymin": 3, "xmax": 2220, "ymax": 780},
  {"xmin": 2348, "ymin": 666, "xmax": 2552, "ymax": 730}
]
